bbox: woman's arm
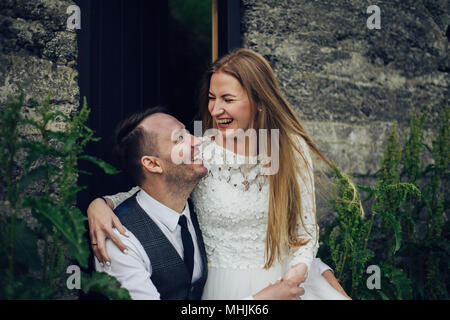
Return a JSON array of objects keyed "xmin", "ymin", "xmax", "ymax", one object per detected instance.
[
  {"xmin": 280, "ymin": 138, "xmax": 351, "ymax": 298},
  {"xmin": 283, "ymin": 137, "xmax": 319, "ymax": 281},
  {"xmin": 321, "ymin": 270, "xmax": 352, "ymax": 299},
  {"xmin": 87, "ymin": 187, "xmax": 140, "ymax": 263},
  {"xmin": 105, "ymin": 186, "xmax": 141, "ymax": 209}
]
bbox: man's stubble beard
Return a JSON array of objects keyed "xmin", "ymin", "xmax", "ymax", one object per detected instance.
[{"xmin": 163, "ymin": 160, "xmax": 204, "ymax": 196}]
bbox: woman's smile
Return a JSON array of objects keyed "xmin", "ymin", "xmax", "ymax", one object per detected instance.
[{"xmin": 216, "ymin": 118, "xmax": 234, "ymax": 129}]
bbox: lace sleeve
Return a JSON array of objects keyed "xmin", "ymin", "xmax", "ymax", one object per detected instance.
[
  {"xmin": 104, "ymin": 186, "xmax": 141, "ymax": 209},
  {"xmin": 288, "ymin": 136, "xmax": 319, "ymax": 273}
]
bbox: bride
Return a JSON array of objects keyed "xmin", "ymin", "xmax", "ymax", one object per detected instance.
[{"xmin": 88, "ymin": 49, "xmax": 351, "ymax": 300}]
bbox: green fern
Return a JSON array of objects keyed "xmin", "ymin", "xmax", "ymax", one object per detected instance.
[
  {"xmin": 320, "ymin": 105, "xmax": 448, "ymax": 300},
  {"xmin": 0, "ymin": 94, "xmax": 127, "ymax": 299}
]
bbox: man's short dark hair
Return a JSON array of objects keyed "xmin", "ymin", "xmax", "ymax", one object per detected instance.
[{"xmin": 113, "ymin": 106, "xmax": 169, "ymax": 185}]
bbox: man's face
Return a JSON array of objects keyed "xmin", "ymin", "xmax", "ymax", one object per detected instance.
[{"xmin": 140, "ymin": 114, "xmax": 207, "ymax": 185}]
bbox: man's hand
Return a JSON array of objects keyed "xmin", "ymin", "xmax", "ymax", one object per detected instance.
[
  {"xmin": 253, "ymin": 272, "xmax": 306, "ymax": 300},
  {"xmin": 283, "ymin": 263, "xmax": 307, "ymax": 283},
  {"xmin": 87, "ymin": 198, "xmax": 128, "ymax": 264}
]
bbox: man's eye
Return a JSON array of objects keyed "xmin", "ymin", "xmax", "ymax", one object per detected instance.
[{"xmin": 176, "ymin": 135, "xmax": 184, "ymax": 142}]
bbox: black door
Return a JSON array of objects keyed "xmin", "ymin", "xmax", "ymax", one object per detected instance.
[
  {"xmin": 76, "ymin": 0, "xmax": 169, "ymax": 211},
  {"xmin": 76, "ymin": 0, "xmax": 215, "ymax": 212}
]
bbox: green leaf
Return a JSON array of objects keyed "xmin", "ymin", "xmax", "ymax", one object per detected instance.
[
  {"xmin": 79, "ymin": 155, "xmax": 120, "ymax": 175},
  {"xmin": 23, "ymin": 196, "xmax": 89, "ymax": 268},
  {"xmin": 63, "ymin": 136, "xmax": 77, "ymax": 154},
  {"xmin": 77, "ymin": 169, "xmax": 92, "ymax": 176},
  {"xmin": 391, "ymin": 268, "xmax": 412, "ymax": 300},
  {"xmin": 379, "ymin": 211, "xmax": 402, "ymax": 254},
  {"xmin": 19, "ymin": 140, "xmax": 65, "ymax": 158},
  {"xmin": 403, "ymin": 215, "xmax": 417, "ymax": 235},
  {"xmin": 45, "ymin": 130, "xmax": 66, "ymax": 142},
  {"xmin": 66, "ymin": 207, "xmax": 90, "ymax": 267},
  {"xmin": 422, "ymin": 142, "xmax": 433, "ymax": 154},
  {"xmin": 82, "ymin": 272, "xmax": 131, "ymax": 300},
  {"xmin": 13, "ymin": 220, "xmax": 41, "ymax": 270},
  {"xmin": 377, "ymin": 290, "xmax": 391, "ymax": 300},
  {"xmin": 357, "ymin": 185, "xmax": 377, "ymax": 194},
  {"xmin": 48, "ymin": 110, "xmax": 70, "ymax": 122},
  {"xmin": 18, "ymin": 165, "xmax": 60, "ymax": 189},
  {"xmin": 23, "ymin": 149, "xmax": 42, "ymax": 169}
]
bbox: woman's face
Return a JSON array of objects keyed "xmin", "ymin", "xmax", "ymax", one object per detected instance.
[{"xmin": 208, "ymin": 71, "xmax": 253, "ymax": 135}]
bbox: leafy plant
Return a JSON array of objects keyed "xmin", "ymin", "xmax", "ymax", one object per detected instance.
[
  {"xmin": 324, "ymin": 164, "xmax": 374, "ymax": 297},
  {"xmin": 319, "ymin": 105, "xmax": 449, "ymax": 300},
  {"xmin": 0, "ymin": 94, "xmax": 130, "ymax": 300}
]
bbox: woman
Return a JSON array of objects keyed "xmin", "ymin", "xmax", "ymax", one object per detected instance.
[{"xmin": 89, "ymin": 49, "xmax": 351, "ymax": 299}]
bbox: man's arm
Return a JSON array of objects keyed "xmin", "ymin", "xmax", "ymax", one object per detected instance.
[{"xmin": 95, "ymin": 228, "xmax": 161, "ymax": 300}]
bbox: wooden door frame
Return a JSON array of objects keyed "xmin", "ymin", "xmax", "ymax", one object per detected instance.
[{"xmin": 212, "ymin": 0, "xmax": 241, "ymax": 62}]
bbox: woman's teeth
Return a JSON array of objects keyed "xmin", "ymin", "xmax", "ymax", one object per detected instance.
[{"xmin": 217, "ymin": 119, "xmax": 233, "ymax": 125}]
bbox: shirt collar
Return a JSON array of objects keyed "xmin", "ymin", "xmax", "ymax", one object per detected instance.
[{"xmin": 136, "ymin": 189, "xmax": 190, "ymax": 232}]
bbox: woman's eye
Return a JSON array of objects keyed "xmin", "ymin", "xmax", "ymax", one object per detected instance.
[
  {"xmin": 225, "ymin": 99, "xmax": 234, "ymax": 102},
  {"xmin": 208, "ymin": 96, "xmax": 215, "ymax": 100}
]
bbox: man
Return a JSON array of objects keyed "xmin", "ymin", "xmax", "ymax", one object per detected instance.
[{"xmin": 89, "ymin": 107, "xmax": 306, "ymax": 299}]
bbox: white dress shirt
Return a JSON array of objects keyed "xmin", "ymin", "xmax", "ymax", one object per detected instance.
[
  {"xmin": 95, "ymin": 189, "xmax": 203, "ymax": 300},
  {"xmin": 105, "ymin": 186, "xmax": 334, "ymax": 300}
]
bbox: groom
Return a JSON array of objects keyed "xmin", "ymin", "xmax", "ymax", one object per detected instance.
[{"xmin": 90, "ymin": 107, "xmax": 306, "ymax": 299}]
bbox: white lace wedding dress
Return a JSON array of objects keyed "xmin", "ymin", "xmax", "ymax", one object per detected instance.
[{"xmin": 108, "ymin": 136, "xmax": 348, "ymax": 300}]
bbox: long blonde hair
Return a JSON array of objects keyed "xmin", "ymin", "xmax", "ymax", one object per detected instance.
[{"xmin": 199, "ymin": 48, "xmax": 336, "ymax": 268}]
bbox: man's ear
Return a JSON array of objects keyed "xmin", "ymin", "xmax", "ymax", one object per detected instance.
[{"xmin": 141, "ymin": 156, "xmax": 163, "ymax": 174}]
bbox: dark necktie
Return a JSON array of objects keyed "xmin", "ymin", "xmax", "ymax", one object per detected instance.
[{"xmin": 178, "ymin": 215, "xmax": 194, "ymax": 281}]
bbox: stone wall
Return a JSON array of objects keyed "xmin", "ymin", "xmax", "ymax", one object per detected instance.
[
  {"xmin": 240, "ymin": 0, "xmax": 449, "ymax": 221},
  {"xmin": 0, "ymin": 0, "xmax": 79, "ymax": 227},
  {"xmin": 1, "ymin": 0, "xmax": 448, "ymax": 220},
  {"xmin": 0, "ymin": 0, "xmax": 79, "ymax": 124},
  {"xmin": 0, "ymin": 2, "xmax": 81, "ymax": 299}
]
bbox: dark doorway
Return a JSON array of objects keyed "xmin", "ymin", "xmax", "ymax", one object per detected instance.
[
  {"xmin": 76, "ymin": 0, "xmax": 213, "ymax": 211},
  {"xmin": 76, "ymin": 0, "xmax": 168, "ymax": 212},
  {"xmin": 168, "ymin": 0, "xmax": 212, "ymax": 130}
]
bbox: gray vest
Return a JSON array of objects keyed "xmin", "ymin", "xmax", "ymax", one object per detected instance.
[{"xmin": 114, "ymin": 195, "xmax": 208, "ymax": 300}]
